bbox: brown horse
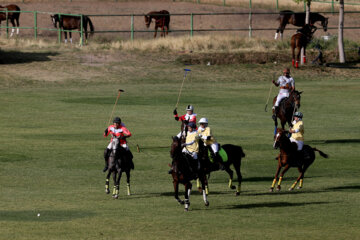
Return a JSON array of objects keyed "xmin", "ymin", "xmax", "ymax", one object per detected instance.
[
  {"xmin": 272, "ymin": 90, "xmax": 302, "ymax": 131},
  {"xmin": 170, "ymin": 136, "xmax": 209, "ymax": 211},
  {"xmin": 275, "ymin": 10, "xmax": 328, "ymax": 39},
  {"xmin": 144, "ymin": 10, "xmax": 170, "ymax": 38},
  {"xmin": 51, "ymin": 14, "xmax": 94, "ymax": 44},
  {"xmin": 0, "ymin": 4, "xmax": 20, "ymax": 37},
  {"xmin": 270, "ymin": 128, "xmax": 328, "ymax": 192},
  {"xmin": 291, "ymin": 24, "xmax": 317, "ymax": 68}
]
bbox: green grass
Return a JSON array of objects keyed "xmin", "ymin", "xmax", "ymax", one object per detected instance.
[{"xmin": 0, "ymin": 45, "xmax": 360, "ymax": 240}]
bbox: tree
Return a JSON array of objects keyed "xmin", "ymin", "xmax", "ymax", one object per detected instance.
[{"xmin": 338, "ymin": 0, "xmax": 346, "ymax": 63}]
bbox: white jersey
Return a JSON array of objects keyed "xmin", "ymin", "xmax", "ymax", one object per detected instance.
[{"xmin": 277, "ymin": 76, "xmax": 295, "ymax": 94}]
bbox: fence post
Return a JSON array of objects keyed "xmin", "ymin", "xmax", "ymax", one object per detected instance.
[
  {"xmin": 190, "ymin": 13, "xmax": 194, "ymax": 37},
  {"xmin": 131, "ymin": 14, "xmax": 134, "ymax": 41},
  {"xmin": 6, "ymin": 8, "xmax": 9, "ymax": 38},
  {"xmin": 249, "ymin": 0, "xmax": 252, "ymax": 38},
  {"xmin": 276, "ymin": 0, "xmax": 279, "ymax": 11},
  {"xmin": 223, "ymin": 0, "xmax": 226, "ymax": 6},
  {"xmin": 58, "ymin": 13, "xmax": 62, "ymax": 44},
  {"xmin": 197, "ymin": 0, "xmax": 200, "ymax": 3},
  {"xmin": 34, "ymin": 11, "xmax": 38, "ymax": 40},
  {"xmin": 80, "ymin": 15, "xmax": 84, "ymax": 46},
  {"xmin": 331, "ymin": 0, "xmax": 334, "ymax": 14}
]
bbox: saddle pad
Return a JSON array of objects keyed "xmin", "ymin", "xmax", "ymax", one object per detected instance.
[{"xmin": 219, "ymin": 148, "xmax": 228, "ymax": 163}]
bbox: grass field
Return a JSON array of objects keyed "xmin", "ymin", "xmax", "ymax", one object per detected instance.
[{"xmin": 1, "ymin": 38, "xmax": 360, "ymax": 240}]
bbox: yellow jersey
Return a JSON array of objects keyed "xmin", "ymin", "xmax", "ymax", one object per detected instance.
[
  {"xmin": 291, "ymin": 120, "xmax": 304, "ymax": 141},
  {"xmin": 185, "ymin": 131, "xmax": 199, "ymax": 153},
  {"xmin": 197, "ymin": 127, "xmax": 216, "ymax": 145}
]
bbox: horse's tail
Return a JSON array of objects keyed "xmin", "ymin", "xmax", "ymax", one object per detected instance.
[
  {"xmin": 313, "ymin": 148, "xmax": 329, "ymax": 158},
  {"xmin": 86, "ymin": 16, "xmax": 94, "ymax": 36}
]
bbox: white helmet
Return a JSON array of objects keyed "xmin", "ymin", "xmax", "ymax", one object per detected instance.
[
  {"xmin": 199, "ymin": 118, "xmax": 208, "ymax": 124},
  {"xmin": 186, "ymin": 105, "xmax": 194, "ymax": 111}
]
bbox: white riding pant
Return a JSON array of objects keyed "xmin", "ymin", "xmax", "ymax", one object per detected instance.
[
  {"xmin": 107, "ymin": 141, "xmax": 129, "ymax": 151},
  {"xmin": 210, "ymin": 142, "xmax": 219, "ymax": 154},
  {"xmin": 182, "ymin": 148, "xmax": 198, "ymax": 160},
  {"xmin": 274, "ymin": 92, "xmax": 289, "ymax": 107},
  {"xmin": 290, "ymin": 138, "xmax": 304, "ymax": 151}
]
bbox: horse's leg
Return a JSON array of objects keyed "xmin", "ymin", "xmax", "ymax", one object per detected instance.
[
  {"xmin": 196, "ymin": 178, "xmax": 202, "ymax": 192},
  {"xmin": 10, "ymin": 19, "xmax": 16, "ymax": 37},
  {"xmin": 69, "ymin": 32, "xmax": 73, "ymax": 44},
  {"xmin": 16, "ymin": 17, "xmax": 19, "ymax": 35},
  {"xmin": 184, "ymin": 182, "xmax": 192, "ymax": 211},
  {"xmin": 154, "ymin": 26, "xmax": 158, "ymax": 38},
  {"xmin": 277, "ymin": 164, "xmax": 290, "ymax": 191},
  {"xmin": 225, "ymin": 167, "xmax": 235, "ymax": 190},
  {"xmin": 126, "ymin": 170, "xmax": 131, "ymax": 196},
  {"xmin": 105, "ymin": 171, "xmax": 111, "ymax": 194},
  {"xmin": 303, "ymin": 46, "xmax": 307, "ymax": 64},
  {"xmin": 234, "ymin": 162, "xmax": 242, "ymax": 196},
  {"xmin": 173, "ymin": 180, "xmax": 183, "ymax": 205},
  {"xmin": 270, "ymin": 161, "xmax": 281, "ymax": 192},
  {"xmin": 201, "ymin": 175, "xmax": 209, "ymax": 206},
  {"xmin": 289, "ymin": 166, "xmax": 303, "ymax": 191},
  {"xmin": 112, "ymin": 170, "xmax": 117, "ymax": 197},
  {"xmin": 114, "ymin": 169, "xmax": 122, "ymax": 199},
  {"xmin": 296, "ymin": 46, "xmax": 301, "ymax": 68},
  {"xmin": 64, "ymin": 31, "xmax": 68, "ymax": 44}
]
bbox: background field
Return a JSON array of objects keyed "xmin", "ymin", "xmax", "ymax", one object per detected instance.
[{"xmin": 1, "ymin": 1, "xmax": 360, "ymax": 240}]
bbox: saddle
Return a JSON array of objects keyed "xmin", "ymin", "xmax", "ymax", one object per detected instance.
[{"xmin": 207, "ymin": 146, "xmax": 228, "ymax": 163}]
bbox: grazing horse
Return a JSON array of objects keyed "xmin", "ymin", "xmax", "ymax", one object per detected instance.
[
  {"xmin": 272, "ymin": 90, "xmax": 302, "ymax": 131},
  {"xmin": 197, "ymin": 142, "xmax": 245, "ymax": 196},
  {"xmin": 270, "ymin": 128, "xmax": 328, "ymax": 192},
  {"xmin": 144, "ymin": 10, "xmax": 170, "ymax": 38},
  {"xmin": 105, "ymin": 138, "xmax": 133, "ymax": 199},
  {"xmin": 275, "ymin": 10, "xmax": 328, "ymax": 39},
  {"xmin": 51, "ymin": 14, "xmax": 94, "ymax": 44},
  {"xmin": 291, "ymin": 24, "xmax": 317, "ymax": 68},
  {"xmin": 170, "ymin": 136, "xmax": 209, "ymax": 211},
  {"xmin": 0, "ymin": 4, "xmax": 20, "ymax": 37}
]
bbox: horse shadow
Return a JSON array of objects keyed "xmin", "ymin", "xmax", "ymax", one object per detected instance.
[
  {"xmin": 308, "ymin": 139, "xmax": 360, "ymax": 144},
  {"xmin": 216, "ymin": 201, "xmax": 330, "ymax": 210},
  {"xmin": 325, "ymin": 60, "xmax": 360, "ymax": 69},
  {"xmin": 0, "ymin": 50, "xmax": 58, "ymax": 64}
]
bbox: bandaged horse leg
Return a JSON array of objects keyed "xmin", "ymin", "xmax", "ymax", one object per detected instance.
[
  {"xmin": 203, "ymin": 190, "xmax": 209, "ymax": 206},
  {"xmin": 126, "ymin": 171, "xmax": 131, "ymax": 195},
  {"xmin": 10, "ymin": 28, "xmax": 15, "ymax": 37},
  {"xmin": 16, "ymin": 27, "xmax": 19, "ymax": 35},
  {"xmin": 184, "ymin": 182, "xmax": 192, "ymax": 211},
  {"xmin": 105, "ymin": 178, "xmax": 110, "ymax": 194}
]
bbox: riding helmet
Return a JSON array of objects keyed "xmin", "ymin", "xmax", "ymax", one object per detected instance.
[
  {"xmin": 113, "ymin": 117, "xmax": 122, "ymax": 124},
  {"xmin": 294, "ymin": 112, "xmax": 303, "ymax": 118},
  {"xmin": 199, "ymin": 118, "xmax": 208, "ymax": 124},
  {"xmin": 186, "ymin": 105, "xmax": 194, "ymax": 111},
  {"xmin": 188, "ymin": 122, "xmax": 196, "ymax": 129}
]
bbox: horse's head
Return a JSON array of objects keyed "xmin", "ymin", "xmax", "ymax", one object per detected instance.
[
  {"xmin": 51, "ymin": 15, "xmax": 58, "ymax": 28},
  {"xmin": 322, "ymin": 18, "xmax": 329, "ymax": 32},
  {"xmin": 291, "ymin": 90, "xmax": 302, "ymax": 109},
  {"xmin": 144, "ymin": 14, "xmax": 151, "ymax": 28},
  {"xmin": 170, "ymin": 136, "xmax": 182, "ymax": 159},
  {"xmin": 273, "ymin": 128, "xmax": 288, "ymax": 149}
]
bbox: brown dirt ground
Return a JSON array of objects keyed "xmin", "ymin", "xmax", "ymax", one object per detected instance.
[{"xmin": 2, "ymin": 1, "xmax": 360, "ymax": 42}]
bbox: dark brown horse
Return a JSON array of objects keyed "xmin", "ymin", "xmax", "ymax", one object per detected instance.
[
  {"xmin": 272, "ymin": 90, "xmax": 302, "ymax": 131},
  {"xmin": 0, "ymin": 4, "xmax": 20, "ymax": 37},
  {"xmin": 51, "ymin": 14, "xmax": 94, "ymax": 44},
  {"xmin": 105, "ymin": 138, "xmax": 133, "ymax": 199},
  {"xmin": 291, "ymin": 24, "xmax": 317, "ymax": 68},
  {"xmin": 270, "ymin": 128, "xmax": 328, "ymax": 192},
  {"xmin": 144, "ymin": 10, "xmax": 170, "ymax": 38},
  {"xmin": 170, "ymin": 136, "xmax": 209, "ymax": 211},
  {"xmin": 275, "ymin": 10, "xmax": 328, "ymax": 39}
]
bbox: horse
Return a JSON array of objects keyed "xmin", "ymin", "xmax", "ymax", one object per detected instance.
[
  {"xmin": 291, "ymin": 24, "xmax": 317, "ymax": 68},
  {"xmin": 51, "ymin": 14, "xmax": 94, "ymax": 44},
  {"xmin": 270, "ymin": 128, "xmax": 328, "ymax": 192},
  {"xmin": 197, "ymin": 141, "xmax": 246, "ymax": 196},
  {"xmin": 144, "ymin": 10, "xmax": 170, "ymax": 38},
  {"xmin": 272, "ymin": 90, "xmax": 302, "ymax": 131},
  {"xmin": 170, "ymin": 136, "xmax": 209, "ymax": 211},
  {"xmin": 0, "ymin": 4, "xmax": 20, "ymax": 37},
  {"xmin": 275, "ymin": 10, "xmax": 328, "ymax": 39},
  {"xmin": 105, "ymin": 138, "xmax": 134, "ymax": 199}
]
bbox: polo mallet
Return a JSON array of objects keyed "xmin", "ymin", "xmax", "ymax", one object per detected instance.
[
  {"xmin": 265, "ymin": 73, "xmax": 275, "ymax": 112},
  {"xmin": 175, "ymin": 69, "xmax": 191, "ymax": 109},
  {"xmin": 107, "ymin": 89, "xmax": 125, "ymax": 126}
]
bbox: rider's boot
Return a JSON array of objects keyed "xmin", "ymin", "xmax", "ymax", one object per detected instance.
[{"xmin": 103, "ymin": 148, "xmax": 110, "ymax": 172}]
